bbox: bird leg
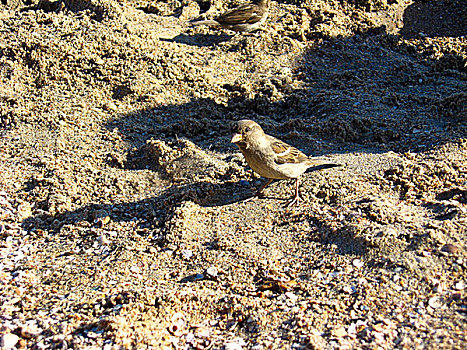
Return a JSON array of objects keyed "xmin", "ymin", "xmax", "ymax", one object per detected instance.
[
  {"xmin": 256, "ymin": 178, "xmax": 272, "ymax": 197},
  {"xmin": 286, "ymin": 178, "xmax": 301, "ymax": 207}
]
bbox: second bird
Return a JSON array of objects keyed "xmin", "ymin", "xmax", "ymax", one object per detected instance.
[{"xmin": 190, "ymin": 0, "xmax": 271, "ymax": 33}]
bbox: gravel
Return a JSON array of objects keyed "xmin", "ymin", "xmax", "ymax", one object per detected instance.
[{"xmin": 0, "ymin": 0, "xmax": 466, "ymax": 349}]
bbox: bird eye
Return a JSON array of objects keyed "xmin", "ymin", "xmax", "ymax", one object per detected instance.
[{"xmin": 244, "ymin": 127, "xmax": 250, "ymax": 133}]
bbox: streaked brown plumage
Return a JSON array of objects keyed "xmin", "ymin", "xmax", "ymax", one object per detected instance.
[
  {"xmin": 190, "ymin": 0, "xmax": 271, "ymax": 33},
  {"xmin": 231, "ymin": 120, "xmax": 340, "ymax": 206}
]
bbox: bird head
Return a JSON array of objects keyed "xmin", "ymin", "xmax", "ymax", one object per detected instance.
[{"xmin": 231, "ymin": 120, "xmax": 264, "ymax": 148}]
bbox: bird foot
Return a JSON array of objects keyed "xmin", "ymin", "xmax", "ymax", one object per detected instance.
[{"xmin": 285, "ymin": 195, "xmax": 301, "ymax": 207}]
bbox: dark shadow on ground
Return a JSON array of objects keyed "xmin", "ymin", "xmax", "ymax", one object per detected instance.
[
  {"xmin": 400, "ymin": 0, "xmax": 467, "ymax": 38},
  {"xmin": 21, "ymin": 180, "xmax": 251, "ymax": 231},
  {"xmin": 107, "ymin": 33, "xmax": 466, "ymax": 166},
  {"xmin": 160, "ymin": 33, "xmax": 234, "ymax": 47},
  {"xmin": 22, "ymin": 177, "xmax": 372, "ymax": 257}
]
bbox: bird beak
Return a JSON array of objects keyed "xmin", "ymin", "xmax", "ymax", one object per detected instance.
[{"xmin": 231, "ymin": 133, "xmax": 242, "ymax": 144}]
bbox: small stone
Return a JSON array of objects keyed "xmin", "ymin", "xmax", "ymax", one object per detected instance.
[
  {"xmin": 347, "ymin": 323, "xmax": 357, "ymax": 335},
  {"xmin": 373, "ymin": 331, "xmax": 385, "ymax": 342},
  {"xmin": 179, "ymin": 0, "xmax": 200, "ymax": 21},
  {"xmin": 352, "ymin": 259, "xmax": 364, "ymax": 268},
  {"xmin": 181, "ymin": 249, "xmax": 193, "ymax": 259},
  {"xmin": 1, "ymin": 333, "xmax": 19, "ymax": 349},
  {"xmin": 18, "ymin": 338, "xmax": 27, "ymax": 348},
  {"xmin": 224, "ymin": 343, "xmax": 242, "ymax": 350},
  {"xmin": 0, "ymin": 208, "xmax": 11, "ymax": 220},
  {"xmin": 433, "ymin": 283, "xmax": 444, "ymax": 293},
  {"xmin": 94, "ymin": 216, "xmax": 110, "ymax": 227},
  {"xmin": 441, "ymin": 244, "xmax": 460, "ymax": 254},
  {"xmin": 97, "ymin": 235, "xmax": 109, "ymax": 245},
  {"xmin": 52, "ymin": 334, "xmax": 65, "ymax": 342},
  {"xmin": 285, "ymin": 292, "xmax": 298, "ymax": 302},
  {"xmin": 205, "ymin": 266, "xmax": 218, "ymax": 278},
  {"xmin": 454, "ymin": 281, "xmax": 465, "ymax": 290},
  {"xmin": 331, "ymin": 327, "xmax": 347, "ymax": 338},
  {"xmin": 343, "ymin": 285, "xmax": 357, "ymax": 294},
  {"xmin": 355, "ymin": 320, "xmax": 367, "ymax": 332},
  {"xmin": 224, "ymin": 342, "xmax": 243, "ymax": 350},
  {"xmin": 87, "ymin": 331, "xmax": 99, "ymax": 339},
  {"xmin": 130, "ymin": 265, "xmax": 140, "ymax": 273},
  {"xmin": 428, "ymin": 296, "xmax": 442, "ymax": 309},
  {"xmin": 103, "ymin": 102, "xmax": 118, "ymax": 112},
  {"xmin": 17, "ymin": 202, "xmax": 32, "ymax": 221},
  {"xmin": 373, "ymin": 323, "xmax": 386, "ymax": 332},
  {"xmin": 306, "ymin": 330, "xmax": 327, "ymax": 348}
]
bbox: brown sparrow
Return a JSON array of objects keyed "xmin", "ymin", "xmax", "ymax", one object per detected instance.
[
  {"xmin": 231, "ymin": 120, "xmax": 340, "ymax": 206},
  {"xmin": 190, "ymin": 0, "xmax": 271, "ymax": 33}
]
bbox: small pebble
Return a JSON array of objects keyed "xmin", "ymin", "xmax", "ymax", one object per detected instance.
[
  {"xmin": 0, "ymin": 333, "xmax": 19, "ymax": 349},
  {"xmin": 343, "ymin": 285, "xmax": 357, "ymax": 294},
  {"xmin": 331, "ymin": 327, "xmax": 347, "ymax": 338},
  {"xmin": 352, "ymin": 259, "xmax": 364, "ymax": 268},
  {"xmin": 104, "ymin": 101, "xmax": 118, "ymax": 111},
  {"xmin": 17, "ymin": 202, "xmax": 32, "ymax": 221},
  {"xmin": 181, "ymin": 249, "xmax": 193, "ymax": 259},
  {"xmin": 428, "ymin": 296, "xmax": 442, "ymax": 309},
  {"xmin": 130, "ymin": 265, "xmax": 140, "ymax": 273},
  {"xmin": 205, "ymin": 266, "xmax": 218, "ymax": 278},
  {"xmin": 97, "ymin": 235, "xmax": 109, "ymax": 245},
  {"xmin": 224, "ymin": 338, "xmax": 245, "ymax": 350},
  {"xmin": 373, "ymin": 331, "xmax": 385, "ymax": 342},
  {"xmin": 224, "ymin": 343, "xmax": 243, "ymax": 350},
  {"xmin": 454, "ymin": 281, "xmax": 465, "ymax": 290},
  {"xmin": 285, "ymin": 292, "xmax": 298, "ymax": 302}
]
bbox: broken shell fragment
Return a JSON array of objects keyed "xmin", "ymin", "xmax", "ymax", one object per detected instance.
[{"xmin": 168, "ymin": 312, "xmax": 186, "ymax": 336}]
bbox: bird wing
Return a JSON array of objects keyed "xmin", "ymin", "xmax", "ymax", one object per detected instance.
[
  {"xmin": 216, "ymin": 4, "xmax": 264, "ymax": 25},
  {"xmin": 267, "ymin": 135, "xmax": 309, "ymax": 164}
]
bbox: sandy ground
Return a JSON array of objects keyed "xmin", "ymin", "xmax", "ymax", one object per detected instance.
[{"xmin": 0, "ymin": 0, "xmax": 466, "ymax": 349}]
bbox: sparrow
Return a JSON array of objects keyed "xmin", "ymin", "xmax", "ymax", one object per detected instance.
[
  {"xmin": 190, "ymin": 0, "xmax": 271, "ymax": 33},
  {"xmin": 231, "ymin": 120, "xmax": 340, "ymax": 206}
]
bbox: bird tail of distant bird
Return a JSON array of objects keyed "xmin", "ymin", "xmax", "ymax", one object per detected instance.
[{"xmin": 190, "ymin": 19, "xmax": 219, "ymax": 27}]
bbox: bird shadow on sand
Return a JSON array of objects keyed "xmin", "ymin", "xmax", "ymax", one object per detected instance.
[
  {"xmin": 160, "ymin": 33, "xmax": 234, "ymax": 47},
  {"xmin": 21, "ymin": 173, "xmax": 373, "ymax": 258}
]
